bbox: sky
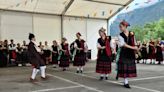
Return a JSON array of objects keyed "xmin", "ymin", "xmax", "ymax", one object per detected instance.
[{"xmin": 108, "ymin": 0, "xmax": 161, "ymax": 26}]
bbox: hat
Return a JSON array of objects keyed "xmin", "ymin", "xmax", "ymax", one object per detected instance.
[
  {"xmin": 29, "ymin": 33, "xmax": 35, "ymax": 40},
  {"xmin": 76, "ymin": 32, "xmax": 81, "ymax": 36},
  {"xmin": 10, "ymin": 39, "xmax": 14, "ymax": 42},
  {"xmin": 120, "ymin": 20, "xmax": 130, "ymax": 27}
]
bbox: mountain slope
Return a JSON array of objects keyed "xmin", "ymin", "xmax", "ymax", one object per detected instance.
[{"xmin": 110, "ymin": 1, "xmax": 164, "ymax": 36}]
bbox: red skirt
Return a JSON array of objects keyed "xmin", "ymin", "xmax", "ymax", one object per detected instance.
[
  {"xmin": 148, "ymin": 47, "xmax": 156, "ymax": 59},
  {"xmin": 118, "ymin": 58, "xmax": 137, "ymax": 78},
  {"xmin": 52, "ymin": 53, "xmax": 58, "ymax": 64},
  {"xmin": 96, "ymin": 60, "xmax": 111, "ymax": 74},
  {"xmin": 156, "ymin": 47, "xmax": 163, "ymax": 61},
  {"xmin": 73, "ymin": 54, "xmax": 86, "ymax": 66},
  {"xmin": 59, "ymin": 55, "xmax": 70, "ymax": 67}
]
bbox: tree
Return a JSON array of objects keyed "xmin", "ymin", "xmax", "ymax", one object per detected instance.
[{"xmin": 129, "ymin": 18, "xmax": 164, "ymax": 42}]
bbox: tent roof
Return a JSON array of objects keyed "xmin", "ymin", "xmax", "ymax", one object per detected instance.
[{"xmin": 0, "ymin": 0, "xmax": 133, "ymax": 19}]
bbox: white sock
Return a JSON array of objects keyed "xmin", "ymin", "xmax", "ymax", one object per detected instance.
[
  {"xmin": 124, "ymin": 78, "xmax": 129, "ymax": 84},
  {"xmin": 100, "ymin": 74, "xmax": 104, "ymax": 77},
  {"xmin": 80, "ymin": 67, "xmax": 83, "ymax": 71},
  {"xmin": 40, "ymin": 66, "xmax": 46, "ymax": 78},
  {"xmin": 31, "ymin": 68, "xmax": 39, "ymax": 79},
  {"xmin": 77, "ymin": 67, "xmax": 80, "ymax": 71},
  {"xmin": 105, "ymin": 74, "xmax": 109, "ymax": 77}
]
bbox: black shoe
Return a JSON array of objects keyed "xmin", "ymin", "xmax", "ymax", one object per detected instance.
[
  {"xmin": 76, "ymin": 71, "xmax": 79, "ymax": 73},
  {"xmin": 116, "ymin": 76, "xmax": 119, "ymax": 80},
  {"xmin": 124, "ymin": 84, "xmax": 131, "ymax": 88},
  {"xmin": 53, "ymin": 66, "xmax": 57, "ymax": 68},
  {"xmin": 99, "ymin": 77, "xmax": 104, "ymax": 81},
  {"xmin": 80, "ymin": 70, "xmax": 83, "ymax": 73},
  {"xmin": 63, "ymin": 68, "xmax": 66, "ymax": 71},
  {"xmin": 105, "ymin": 77, "xmax": 108, "ymax": 80}
]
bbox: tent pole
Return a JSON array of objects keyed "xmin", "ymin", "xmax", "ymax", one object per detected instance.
[
  {"xmin": 62, "ymin": 0, "xmax": 74, "ymax": 15},
  {"xmin": 84, "ymin": 0, "xmax": 125, "ymax": 6},
  {"xmin": 61, "ymin": 0, "xmax": 74, "ymax": 39},
  {"xmin": 86, "ymin": 17, "xmax": 88, "ymax": 42},
  {"xmin": 61, "ymin": 15, "xmax": 64, "ymax": 39},
  {"xmin": 0, "ymin": 10, "xmax": 2, "ymax": 40},
  {"xmin": 107, "ymin": 20, "xmax": 109, "ymax": 35},
  {"xmin": 32, "ymin": 14, "xmax": 34, "ymax": 34}
]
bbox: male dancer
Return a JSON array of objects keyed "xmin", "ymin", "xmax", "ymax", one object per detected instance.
[{"xmin": 28, "ymin": 33, "xmax": 47, "ymax": 82}]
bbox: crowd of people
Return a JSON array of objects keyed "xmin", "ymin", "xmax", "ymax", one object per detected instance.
[
  {"xmin": 135, "ymin": 39, "xmax": 164, "ymax": 64},
  {"xmin": 0, "ymin": 35, "xmax": 163, "ymax": 68},
  {"xmin": 0, "ymin": 40, "xmax": 29, "ymax": 67},
  {"xmin": 0, "ymin": 33, "xmax": 88, "ymax": 70},
  {"xmin": 0, "ymin": 20, "xmax": 163, "ymax": 89}
]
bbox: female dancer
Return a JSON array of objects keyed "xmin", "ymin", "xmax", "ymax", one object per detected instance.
[
  {"xmin": 156, "ymin": 39, "xmax": 163, "ymax": 64},
  {"xmin": 51, "ymin": 40, "xmax": 59, "ymax": 68},
  {"xmin": 141, "ymin": 41, "xmax": 148, "ymax": 64},
  {"xmin": 59, "ymin": 38, "xmax": 70, "ymax": 71},
  {"xmin": 117, "ymin": 20, "xmax": 138, "ymax": 88},
  {"xmin": 73, "ymin": 32, "xmax": 87, "ymax": 73},
  {"xmin": 96, "ymin": 28, "xmax": 112, "ymax": 80},
  {"xmin": 148, "ymin": 39, "xmax": 156, "ymax": 64}
]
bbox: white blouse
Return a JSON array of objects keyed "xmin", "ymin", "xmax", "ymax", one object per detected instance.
[
  {"xmin": 117, "ymin": 35, "xmax": 126, "ymax": 47},
  {"xmin": 74, "ymin": 41, "xmax": 88, "ymax": 52},
  {"xmin": 96, "ymin": 39, "xmax": 113, "ymax": 48},
  {"xmin": 117, "ymin": 34, "xmax": 137, "ymax": 48}
]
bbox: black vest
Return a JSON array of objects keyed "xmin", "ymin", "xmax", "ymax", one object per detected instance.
[{"xmin": 120, "ymin": 32, "xmax": 135, "ymax": 59}]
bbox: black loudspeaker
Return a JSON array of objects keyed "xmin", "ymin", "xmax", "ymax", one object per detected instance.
[{"xmin": 87, "ymin": 50, "xmax": 91, "ymax": 59}]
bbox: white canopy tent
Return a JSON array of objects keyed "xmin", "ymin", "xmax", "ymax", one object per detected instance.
[
  {"xmin": 0, "ymin": 0, "xmax": 133, "ymax": 19},
  {"xmin": 0, "ymin": 0, "xmax": 133, "ymax": 59}
]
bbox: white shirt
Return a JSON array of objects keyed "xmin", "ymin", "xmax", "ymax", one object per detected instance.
[{"xmin": 9, "ymin": 44, "xmax": 16, "ymax": 50}]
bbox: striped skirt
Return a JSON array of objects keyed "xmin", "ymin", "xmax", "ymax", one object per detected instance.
[
  {"xmin": 118, "ymin": 58, "xmax": 137, "ymax": 78},
  {"xmin": 73, "ymin": 54, "xmax": 86, "ymax": 66},
  {"xmin": 96, "ymin": 55, "xmax": 111, "ymax": 74},
  {"xmin": 59, "ymin": 55, "xmax": 70, "ymax": 68}
]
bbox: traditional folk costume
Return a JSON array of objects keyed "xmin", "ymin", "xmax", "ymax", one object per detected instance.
[
  {"xmin": 96, "ymin": 35, "xmax": 112, "ymax": 80},
  {"xmin": 38, "ymin": 44, "xmax": 44, "ymax": 61},
  {"xmin": 22, "ymin": 44, "xmax": 29, "ymax": 64},
  {"xmin": 51, "ymin": 45, "xmax": 59, "ymax": 67},
  {"xmin": 43, "ymin": 44, "xmax": 52, "ymax": 65},
  {"xmin": 156, "ymin": 42, "xmax": 163, "ymax": 64},
  {"xmin": 0, "ymin": 45, "xmax": 8, "ymax": 67},
  {"xmin": 16, "ymin": 46, "xmax": 23, "ymax": 66},
  {"xmin": 9, "ymin": 42, "xmax": 17, "ymax": 65},
  {"xmin": 117, "ymin": 20, "xmax": 137, "ymax": 88},
  {"xmin": 148, "ymin": 41, "xmax": 156, "ymax": 64},
  {"xmin": 141, "ymin": 43, "xmax": 148, "ymax": 64},
  {"xmin": 73, "ymin": 33, "xmax": 88, "ymax": 73},
  {"xmin": 117, "ymin": 31, "xmax": 137, "ymax": 88},
  {"xmin": 28, "ymin": 33, "xmax": 47, "ymax": 82},
  {"xmin": 3, "ymin": 44, "xmax": 9, "ymax": 66},
  {"xmin": 118, "ymin": 31, "xmax": 137, "ymax": 77},
  {"xmin": 59, "ymin": 40, "xmax": 70, "ymax": 71}
]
